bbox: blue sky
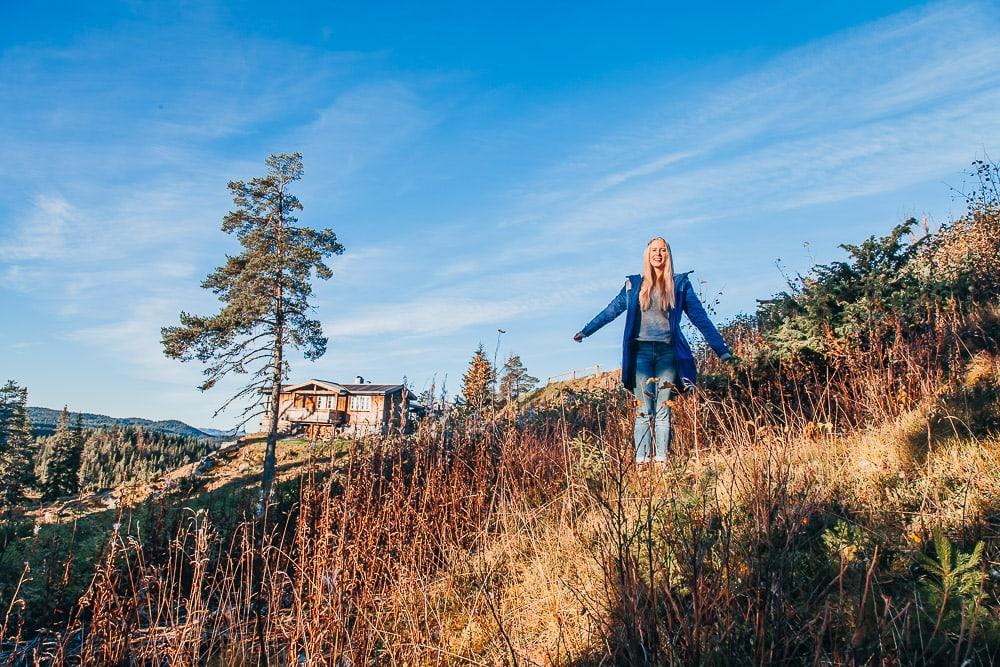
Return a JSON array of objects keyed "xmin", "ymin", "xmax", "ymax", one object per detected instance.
[{"xmin": 2, "ymin": 1, "xmax": 999, "ymax": 428}]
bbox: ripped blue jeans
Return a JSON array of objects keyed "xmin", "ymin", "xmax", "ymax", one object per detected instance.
[{"xmin": 633, "ymin": 340, "xmax": 678, "ymax": 461}]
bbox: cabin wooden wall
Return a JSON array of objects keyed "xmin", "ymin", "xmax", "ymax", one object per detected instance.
[{"xmin": 262, "ymin": 388, "xmax": 411, "ymax": 436}]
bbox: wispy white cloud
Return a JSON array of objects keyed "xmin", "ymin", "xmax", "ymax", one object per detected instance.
[
  {"xmin": 599, "ymin": 151, "xmax": 696, "ymax": 191},
  {"xmin": 65, "ymin": 296, "xmax": 201, "ymax": 384},
  {"xmin": 62, "ymin": 294, "xmax": 266, "ymax": 425},
  {"xmin": 326, "ymin": 296, "xmax": 530, "ymax": 337},
  {"xmin": 0, "ymin": 194, "xmax": 74, "ymax": 262},
  {"xmin": 498, "ymin": 0, "xmax": 1000, "ymax": 247},
  {"xmin": 0, "ymin": 19, "xmax": 437, "ymax": 312},
  {"xmin": 324, "ymin": 266, "xmax": 612, "ymax": 338}
]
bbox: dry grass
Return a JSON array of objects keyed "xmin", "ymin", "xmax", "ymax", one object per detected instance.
[
  {"xmin": 4, "ymin": 325, "xmax": 1000, "ymax": 665},
  {"xmin": 428, "ymin": 401, "xmax": 1000, "ymax": 664}
]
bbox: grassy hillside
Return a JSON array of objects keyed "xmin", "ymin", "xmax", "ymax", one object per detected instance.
[
  {"xmin": 1, "ymin": 160, "xmax": 998, "ymax": 665},
  {"xmin": 7, "ymin": 354, "xmax": 996, "ymax": 665},
  {"xmin": 0, "ymin": 433, "xmax": 353, "ymax": 646}
]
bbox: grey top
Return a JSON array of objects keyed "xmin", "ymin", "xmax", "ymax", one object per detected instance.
[{"xmin": 635, "ymin": 304, "xmax": 672, "ymax": 343}]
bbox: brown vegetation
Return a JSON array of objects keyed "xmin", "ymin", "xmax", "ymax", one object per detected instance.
[
  {"xmin": 4, "ymin": 338, "xmax": 998, "ymax": 664},
  {"xmin": 3, "ymin": 160, "xmax": 999, "ymax": 665}
]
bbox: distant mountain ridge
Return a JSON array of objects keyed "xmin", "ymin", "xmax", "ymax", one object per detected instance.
[{"xmin": 26, "ymin": 406, "xmax": 234, "ymax": 440}]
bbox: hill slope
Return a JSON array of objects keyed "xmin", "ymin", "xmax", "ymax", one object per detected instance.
[{"xmin": 27, "ymin": 406, "xmax": 224, "ymax": 439}]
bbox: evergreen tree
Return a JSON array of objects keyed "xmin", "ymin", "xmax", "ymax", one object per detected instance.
[
  {"xmin": 0, "ymin": 380, "xmax": 35, "ymax": 507},
  {"xmin": 78, "ymin": 425, "xmax": 209, "ymax": 492},
  {"xmin": 460, "ymin": 344, "xmax": 496, "ymax": 414},
  {"xmin": 162, "ymin": 152, "xmax": 344, "ymax": 506},
  {"xmin": 36, "ymin": 407, "xmax": 82, "ymax": 500},
  {"xmin": 417, "ymin": 384, "xmax": 436, "ymax": 415},
  {"xmin": 73, "ymin": 412, "xmax": 85, "ymax": 460},
  {"xmin": 414, "ymin": 375, "xmax": 443, "ymax": 421},
  {"xmin": 498, "ymin": 353, "xmax": 539, "ymax": 405}
]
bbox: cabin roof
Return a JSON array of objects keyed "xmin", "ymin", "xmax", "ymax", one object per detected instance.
[
  {"xmin": 340, "ymin": 383, "xmax": 405, "ymax": 394},
  {"xmin": 279, "ymin": 379, "xmax": 412, "ymax": 396},
  {"xmin": 281, "ymin": 379, "xmax": 345, "ymax": 393}
]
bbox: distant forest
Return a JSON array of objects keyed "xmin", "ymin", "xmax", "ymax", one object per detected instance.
[{"xmin": 1, "ymin": 394, "xmax": 222, "ymax": 504}]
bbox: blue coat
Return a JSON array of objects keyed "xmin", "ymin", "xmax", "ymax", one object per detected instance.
[{"xmin": 580, "ymin": 271, "xmax": 731, "ymax": 391}]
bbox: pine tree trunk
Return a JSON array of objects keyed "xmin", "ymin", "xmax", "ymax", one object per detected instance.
[
  {"xmin": 253, "ymin": 326, "xmax": 282, "ymax": 662},
  {"xmin": 260, "ymin": 181, "xmax": 286, "ymax": 512},
  {"xmin": 253, "ymin": 185, "xmax": 287, "ymax": 664},
  {"xmin": 260, "ymin": 287, "xmax": 285, "ymax": 509},
  {"xmin": 260, "ymin": 339, "xmax": 282, "ymax": 509},
  {"xmin": 260, "ymin": 180, "xmax": 285, "ymax": 511}
]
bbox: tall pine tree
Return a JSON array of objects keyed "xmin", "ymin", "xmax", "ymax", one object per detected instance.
[
  {"xmin": 162, "ymin": 152, "xmax": 344, "ymax": 506},
  {"xmin": 0, "ymin": 380, "xmax": 35, "ymax": 507},
  {"xmin": 36, "ymin": 407, "xmax": 82, "ymax": 500},
  {"xmin": 460, "ymin": 344, "xmax": 496, "ymax": 415},
  {"xmin": 498, "ymin": 353, "xmax": 538, "ymax": 405}
]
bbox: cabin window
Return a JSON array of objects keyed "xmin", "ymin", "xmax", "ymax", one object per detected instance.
[{"xmin": 349, "ymin": 395, "xmax": 372, "ymax": 411}]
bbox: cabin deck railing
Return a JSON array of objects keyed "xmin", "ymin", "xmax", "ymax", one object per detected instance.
[{"xmin": 284, "ymin": 408, "xmax": 346, "ymax": 424}]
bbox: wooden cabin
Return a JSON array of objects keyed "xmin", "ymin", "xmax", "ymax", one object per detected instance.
[{"xmin": 260, "ymin": 376, "xmax": 417, "ymax": 439}]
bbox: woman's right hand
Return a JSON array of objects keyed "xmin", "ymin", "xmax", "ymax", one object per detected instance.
[{"xmin": 573, "ymin": 332, "xmax": 584, "ymax": 343}]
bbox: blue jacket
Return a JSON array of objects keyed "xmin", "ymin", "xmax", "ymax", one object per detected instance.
[{"xmin": 580, "ymin": 271, "xmax": 731, "ymax": 391}]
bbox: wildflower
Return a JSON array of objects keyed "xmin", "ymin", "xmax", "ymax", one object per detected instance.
[{"xmin": 908, "ymin": 532, "xmax": 922, "ymax": 544}]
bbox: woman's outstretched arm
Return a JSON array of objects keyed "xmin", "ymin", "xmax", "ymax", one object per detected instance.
[
  {"xmin": 578, "ymin": 280, "xmax": 629, "ymax": 339},
  {"xmin": 682, "ymin": 279, "xmax": 732, "ymax": 360}
]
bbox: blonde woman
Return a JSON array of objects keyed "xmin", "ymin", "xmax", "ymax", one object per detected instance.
[{"xmin": 573, "ymin": 238, "xmax": 735, "ymax": 463}]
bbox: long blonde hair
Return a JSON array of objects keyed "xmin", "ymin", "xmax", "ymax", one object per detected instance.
[{"xmin": 639, "ymin": 237, "xmax": 675, "ymax": 311}]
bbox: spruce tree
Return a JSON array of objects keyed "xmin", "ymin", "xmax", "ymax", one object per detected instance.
[
  {"xmin": 161, "ymin": 152, "xmax": 344, "ymax": 506},
  {"xmin": 498, "ymin": 353, "xmax": 539, "ymax": 405},
  {"xmin": 416, "ymin": 375, "xmax": 441, "ymax": 420},
  {"xmin": 77, "ymin": 428, "xmax": 105, "ymax": 492},
  {"xmin": 0, "ymin": 380, "xmax": 35, "ymax": 507},
  {"xmin": 36, "ymin": 407, "xmax": 82, "ymax": 500},
  {"xmin": 460, "ymin": 344, "xmax": 496, "ymax": 415},
  {"xmin": 73, "ymin": 412, "xmax": 85, "ymax": 458}
]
